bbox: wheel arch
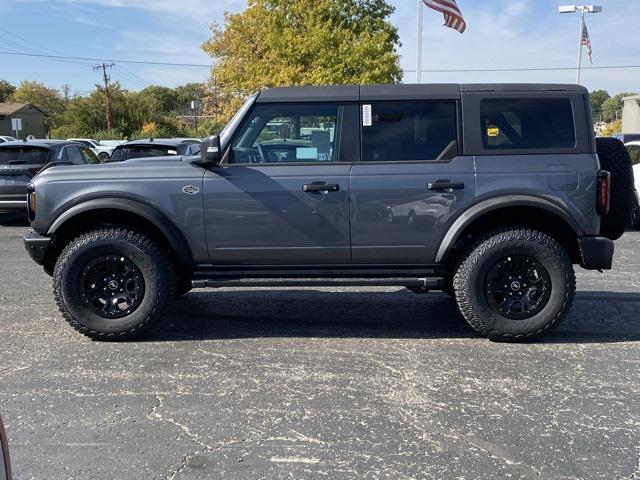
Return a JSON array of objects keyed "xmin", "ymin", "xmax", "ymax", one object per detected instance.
[
  {"xmin": 436, "ymin": 196, "xmax": 583, "ymax": 265},
  {"xmin": 47, "ymin": 198, "xmax": 193, "ymax": 265}
]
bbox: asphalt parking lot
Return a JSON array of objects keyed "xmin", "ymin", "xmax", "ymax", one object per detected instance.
[{"xmin": 0, "ymin": 222, "xmax": 639, "ymax": 480}]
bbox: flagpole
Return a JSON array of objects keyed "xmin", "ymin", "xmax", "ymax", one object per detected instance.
[
  {"xmin": 417, "ymin": 0, "xmax": 424, "ymax": 83},
  {"xmin": 576, "ymin": 8, "xmax": 585, "ymax": 84}
]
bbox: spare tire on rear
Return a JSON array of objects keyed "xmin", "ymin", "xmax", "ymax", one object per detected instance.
[{"xmin": 595, "ymin": 137, "xmax": 635, "ymax": 240}]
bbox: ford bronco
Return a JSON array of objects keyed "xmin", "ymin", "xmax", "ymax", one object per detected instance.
[{"xmin": 22, "ymin": 84, "xmax": 636, "ymax": 341}]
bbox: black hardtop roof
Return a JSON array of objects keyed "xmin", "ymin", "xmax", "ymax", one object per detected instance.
[
  {"xmin": 0, "ymin": 139, "xmax": 75, "ymax": 149},
  {"xmin": 118, "ymin": 138, "xmax": 200, "ymax": 147},
  {"xmin": 256, "ymin": 83, "xmax": 588, "ymax": 103}
]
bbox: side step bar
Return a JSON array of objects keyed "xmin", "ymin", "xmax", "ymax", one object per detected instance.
[{"xmin": 191, "ymin": 277, "xmax": 444, "ymax": 289}]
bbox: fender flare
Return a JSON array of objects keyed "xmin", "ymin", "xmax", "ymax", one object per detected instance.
[
  {"xmin": 47, "ymin": 198, "xmax": 193, "ymax": 264},
  {"xmin": 435, "ymin": 195, "xmax": 584, "ymax": 263}
]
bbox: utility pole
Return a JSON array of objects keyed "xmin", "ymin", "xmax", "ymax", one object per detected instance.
[{"xmin": 92, "ymin": 63, "xmax": 115, "ymax": 130}]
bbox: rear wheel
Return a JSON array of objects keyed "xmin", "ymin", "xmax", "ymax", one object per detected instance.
[
  {"xmin": 53, "ymin": 228, "xmax": 176, "ymax": 340},
  {"xmin": 98, "ymin": 152, "xmax": 110, "ymax": 162},
  {"xmin": 453, "ymin": 228, "xmax": 575, "ymax": 341}
]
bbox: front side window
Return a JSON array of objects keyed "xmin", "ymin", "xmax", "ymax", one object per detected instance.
[
  {"xmin": 481, "ymin": 98, "xmax": 576, "ymax": 150},
  {"xmin": 231, "ymin": 104, "xmax": 340, "ymax": 164},
  {"xmin": 361, "ymin": 101, "xmax": 457, "ymax": 162}
]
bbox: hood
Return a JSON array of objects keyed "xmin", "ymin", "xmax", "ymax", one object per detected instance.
[{"xmin": 32, "ymin": 155, "xmax": 202, "ymax": 186}]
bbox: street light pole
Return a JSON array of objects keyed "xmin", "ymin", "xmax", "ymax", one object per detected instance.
[
  {"xmin": 416, "ymin": 0, "xmax": 424, "ymax": 83},
  {"xmin": 559, "ymin": 5, "xmax": 602, "ymax": 85}
]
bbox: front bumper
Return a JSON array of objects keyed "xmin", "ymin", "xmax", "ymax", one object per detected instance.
[
  {"xmin": 23, "ymin": 229, "xmax": 52, "ymax": 265},
  {"xmin": 578, "ymin": 236, "xmax": 614, "ymax": 270}
]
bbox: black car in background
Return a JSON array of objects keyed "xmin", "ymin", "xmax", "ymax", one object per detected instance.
[
  {"xmin": 0, "ymin": 140, "xmax": 98, "ymax": 214},
  {"xmin": 0, "ymin": 416, "xmax": 11, "ymax": 480},
  {"xmin": 107, "ymin": 138, "xmax": 201, "ymax": 162}
]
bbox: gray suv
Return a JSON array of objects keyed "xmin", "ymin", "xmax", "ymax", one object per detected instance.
[{"xmin": 22, "ymin": 84, "xmax": 635, "ymax": 341}]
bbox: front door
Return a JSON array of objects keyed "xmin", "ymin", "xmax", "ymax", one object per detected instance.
[
  {"xmin": 350, "ymin": 100, "xmax": 476, "ymax": 264},
  {"xmin": 203, "ymin": 103, "xmax": 355, "ymax": 265}
]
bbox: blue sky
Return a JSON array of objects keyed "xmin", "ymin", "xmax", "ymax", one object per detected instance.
[{"xmin": 0, "ymin": 0, "xmax": 638, "ymax": 95}]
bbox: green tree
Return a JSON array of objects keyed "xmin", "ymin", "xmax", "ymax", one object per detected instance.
[
  {"xmin": 589, "ymin": 89, "xmax": 610, "ymax": 120},
  {"xmin": 0, "ymin": 80, "xmax": 16, "ymax": 102},
  {"xmin": 9, "ymin": 80, "xmax": 66, "ymax": 129},
  {"xmin": 601, "ymin": 92, "xmax": 637, "ymax": 122},
  {"xmin": 202, "ymin": 0, "xmax": 402, "ymax": 119}
]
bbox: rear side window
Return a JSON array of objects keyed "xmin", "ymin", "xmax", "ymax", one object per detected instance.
[
  {"xmin": 481, "ymin": 98, "xmax": 576, "ymax": 150},
  {"xmin": 111, "ymin": 146, "xmax": 178, "ymax": 161},
  {"xmin": 362, "ymin": 101, "xmax": 457, "ymax": 162},
  {"xmin": 0, "ymin": 147, "xmax": 49, "ymax": 165}
]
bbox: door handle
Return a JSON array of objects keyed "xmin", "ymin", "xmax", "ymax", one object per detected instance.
[
  {"xmin": 303, "ymin": 183, "xmax": 340, "ymax": 193},
  {"xmin": 427, "ymin": 180, "xmax": 465, "ymax": 191}
]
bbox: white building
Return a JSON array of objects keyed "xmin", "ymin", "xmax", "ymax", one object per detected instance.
[{"xmin": 622, "ymin": 95, "xmax": 640, "ymax": 133}]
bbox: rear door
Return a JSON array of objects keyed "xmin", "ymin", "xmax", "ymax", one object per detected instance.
[
  {"xmin": 203, "ymin": 102, "xmax": 358, "ymax": 265},
  {"xmin": 350, "ymin": 93, "xmax": 476, "ymax": 264}
]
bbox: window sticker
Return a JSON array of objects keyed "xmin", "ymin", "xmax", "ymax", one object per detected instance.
[
  {"xmin": 296, "ymin": 147, "xmax": 318, "ymax": 160},
  {"xmin": 487, "ymin": 127, "xmax": 500, "ymax": 137},
  {"xmin": 362, "ymin": 104, "xmax": 372, "ymax": 127}
]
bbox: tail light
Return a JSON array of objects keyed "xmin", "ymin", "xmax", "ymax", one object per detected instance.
[
  {"xmin": 26, "ymin": 183, "xmax": 36, "ymax": 221},
  {"xmin": 596, "ymin": 170, "xmax": 611, "ymax": 215}
]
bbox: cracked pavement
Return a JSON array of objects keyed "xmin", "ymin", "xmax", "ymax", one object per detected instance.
[{"xmin": 0, "ymin": 223, "xmax": 639, "ymax": 479}]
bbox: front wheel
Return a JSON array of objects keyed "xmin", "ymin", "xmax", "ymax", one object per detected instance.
[
  {"xmin": 53, "ymin": 228, "xmax": 176, "ymax": 340},
  {"xmin": 453, "ymin": 228, "xmax": 575, "ymax": 342}
]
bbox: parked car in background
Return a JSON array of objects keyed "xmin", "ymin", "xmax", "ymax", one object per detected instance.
[
  {"xmin": 67, "ymin": 138, "xmax": 115, "ymax": 162},
  {"xmin": 99, "ymin": 140, "xmax": 126, "ymax": 148},
  {"xmin": 0, "ymin": 415, "xmax": 12, "ymax": 480},
  {"xmin": 0, "ymin": 136, "xmax": 16, "ymax": 144},
  {"xmin": 625, "ymin": 141, "xmax": 640, "ymax": 228},
  {"xmin": 106, "ymin": 138, "xmax": 201, "ymax": 162},
  {"xmin": 0, "ymin": 140, "xmax": 98, "ymax": 214}
]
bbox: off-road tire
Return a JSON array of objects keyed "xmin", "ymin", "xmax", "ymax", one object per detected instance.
[
  {"xmin": 596, "ymin": 137, "xmax": 635, "ymax": 240},
  {"xmin": 53, "ymin": 228, "xmax": 176, "ymax": 340},
  {"xmin": 453, "ymin": 228, "xmax": 575, "ymax": 342}
]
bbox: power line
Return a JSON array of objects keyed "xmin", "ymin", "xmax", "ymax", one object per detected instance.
[
  {"xmin": 0, "ymin": 50, "xmax": 211, "ymax": 68},
  {"xmin": 404, "ymin": 65, "xmax": 640, "ymax": 73}
]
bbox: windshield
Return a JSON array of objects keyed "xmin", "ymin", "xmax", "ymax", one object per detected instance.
[
  {"xmin": 110, "ymin": 145, "xmax": 178, "ymax": 162},
  {"xmin": 0, "ymin": 147, "xmax": 49, "ymax": 165}
]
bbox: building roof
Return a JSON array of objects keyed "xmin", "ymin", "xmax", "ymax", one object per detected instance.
[{"xmin": 0, "ymin": 102, "xmax": 48, "ymax": 115}]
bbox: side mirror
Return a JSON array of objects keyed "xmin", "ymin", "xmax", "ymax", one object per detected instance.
[{"xmin": 200, "ymin": 135, "xmax": 222, "ymax": 165}]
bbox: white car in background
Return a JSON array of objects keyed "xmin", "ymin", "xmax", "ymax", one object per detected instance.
[
  {"xmin": 625, "ymin": 141, "xmax": 640, "ymax": 229},
  {"xmin": 0, "ymin": 136, "xmax": 16, "ymax": 144},
  {"xmin": 67, "ymin": 138, "xmax": 117, "ymax": 162}
]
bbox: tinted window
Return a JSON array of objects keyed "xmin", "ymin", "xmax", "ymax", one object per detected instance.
[
  {"xmin": 232, "ymin": 104, "xmax": 340, "ymax": 164},
  {"xmin": 66, "ymin": 146, "xmax": 84, "ymax": 164},
  {"xmin": 0, "ymin": 147, "xmax": 49, "ymax": 165},
  {"xmin": 80, "ymin": 147, "xmax": 100, "ymax": 164},
  {"xmin": 481, "ymin": 98, "xmax": 576, "ymax": 150},
  {"xmin": 110, "ymin": 145, "xmax": 178, "ymax": 162},
  {"xmin": 362, "ymin": 101, "xmax": 457, "ymax": 162}
]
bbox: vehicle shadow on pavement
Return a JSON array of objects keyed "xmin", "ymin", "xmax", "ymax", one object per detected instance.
[{"xmin": 144, "ymin": 289, "xmax": 640, "ymax": 344}]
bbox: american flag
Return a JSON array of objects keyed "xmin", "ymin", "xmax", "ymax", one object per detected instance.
[
  {"xmin": 581, "ymin": 22, "xmax": 593, "ymax": 65},
  {"xmin": 423, "ymin": 0, "xmax": 467, "ymax": 34}
]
